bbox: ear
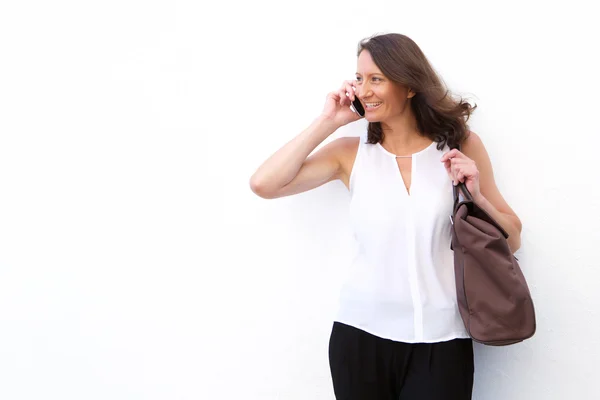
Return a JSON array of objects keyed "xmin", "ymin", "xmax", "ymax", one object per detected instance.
[{"xmin": 407, "ymin": 88, "xmax": 416, "ymax": 99}]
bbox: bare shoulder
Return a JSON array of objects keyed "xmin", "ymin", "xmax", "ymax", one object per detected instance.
[
  {"xmin": 330, "ymin": 135, "xmax": 360, "ymax": 148},
  {"xmin": 460, "ymin": 131, "xmax": 497, "ymax": 177},
  {"xmin": 460, "ymin": 130, "xmax": 487, "ymax": 159},
  {"xmin": 460, "ymin": 130, "xmax": 494, "ymax": 185},
  {"xmin": 313, "ymin": 135, "xmax": 359, "ymax": 165},
  {"xmin": 461, "ymin": 130, "xmax": 522, "ymax": 229},
  {"xmin": 333, "ymin": 135, "xmax": 361, "ymax": 156}
]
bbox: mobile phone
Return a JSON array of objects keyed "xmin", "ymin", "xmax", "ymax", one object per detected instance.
[{"xmin": 350, "ymin": 95, "xmax": 365, "ymax": 117}]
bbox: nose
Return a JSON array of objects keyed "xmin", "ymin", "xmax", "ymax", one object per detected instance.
[{"xmin": 357, "ymin": 83, "xmax": 373, "ymax": 99}]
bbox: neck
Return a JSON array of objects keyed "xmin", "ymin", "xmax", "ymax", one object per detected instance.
[{"xmin": 379, "ymin": 109, "xmax": 431, "ymax": 155}]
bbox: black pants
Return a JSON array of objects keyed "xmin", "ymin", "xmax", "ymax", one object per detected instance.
[{"xmin": 328, "ymin": 322, "xmax": 474, "ymax": 400}]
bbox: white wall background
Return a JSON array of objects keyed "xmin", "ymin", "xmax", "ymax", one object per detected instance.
[{"xmin": 0, "ymin": 1, "xmax": 598, "ymax": 399}]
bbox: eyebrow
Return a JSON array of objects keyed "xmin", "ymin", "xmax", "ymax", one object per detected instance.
[{"xmin": 355, "ymin": 72, "xmax": 383, "ymax": 77}]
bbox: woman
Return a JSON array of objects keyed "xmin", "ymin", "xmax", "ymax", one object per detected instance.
[{"xmin": 249, "ymin": 33, "xmax": 521, "ymax": 400}]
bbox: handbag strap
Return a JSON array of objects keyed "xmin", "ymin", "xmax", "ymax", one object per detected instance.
[{"xmin": 452, "ymin": 142, "xmax": 474, "ymax": 205}]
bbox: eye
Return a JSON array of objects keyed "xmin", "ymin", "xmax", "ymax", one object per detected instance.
[
  {"xmin": 372, "ymin": 77, "xmax": 382, "ymax": 82},
  {"xmin": 355, "ymin": 77, "xmax": 362, "ymax": 82}
]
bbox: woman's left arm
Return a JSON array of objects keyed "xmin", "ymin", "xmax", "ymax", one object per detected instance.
[{"xmin": 440, "ymin": 131, "xmax": 522, "ymax": 253}]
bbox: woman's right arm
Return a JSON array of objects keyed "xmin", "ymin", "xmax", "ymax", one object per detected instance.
[{"xmin": 249, "ymin": 81, "xmax": 361, "ymax": 199}]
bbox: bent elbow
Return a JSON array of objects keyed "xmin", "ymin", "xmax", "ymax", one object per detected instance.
[{"xmin": 249, "ymin": 176, "xmax": 275, "ymax": 199}]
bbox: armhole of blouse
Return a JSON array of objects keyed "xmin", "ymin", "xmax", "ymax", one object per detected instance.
[{"xmin": 348, "ymin": 133, "xmax": 365, "ymax": 195}]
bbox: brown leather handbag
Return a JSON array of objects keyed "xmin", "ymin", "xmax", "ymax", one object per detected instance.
[{"xmin": 450, "ymin": 179, "xmax": 536, "ymax": 346}]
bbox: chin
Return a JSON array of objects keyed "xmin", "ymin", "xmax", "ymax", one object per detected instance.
[{"xmin": 364, "ymin": 115, "xmax": 383, "ymax": 123}]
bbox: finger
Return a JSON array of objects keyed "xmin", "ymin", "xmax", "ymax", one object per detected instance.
[
  {"xmin": 440, "ymin": 149, "xmax": 459, "ymax": 162},
  {"xmin": 440, "ymin": 149, "xmax": 467, "ymax": 162},
  {"xmin": 339, "ymin": 84, "xmax": 353, "ymax": 106},
  {"xmin": 343, "ymin": 88, "xmax": 354, "ymax": 105},
  {"xmin": 450, "ymin": 166, "xmax": 460, "ymax": 185},
  {"xmin": 339, "ymin": 80, "xmax": 353, "ymax": 91},
  {"xmin": 343, "ymin": 89, "xmax": 352, "ymax": 104},
  {"xmin": 329, "ymin": 91, "xmax": 341, "ymax": 105},
  {"xmin": 345, "ymin": 81, "xmax": 356, "ymax": 101},
  {"xmin": 450, "ymin": 157, "xmax": 468, "ymax": 166},
  {"xmin": 338, "ymin": 81, "xmax": 353, "ymax": 104},
  {"xmin": 337, "ymin": 88, "xmax": 348, "ymax": 106},
  {"xmin": 442, "ymin": 159, "xmax": 451, "ymax": 172}
]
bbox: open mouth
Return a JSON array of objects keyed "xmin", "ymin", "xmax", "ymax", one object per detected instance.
[{"xmin": 365, "ymin": 102, "xmax": 382, "ymax": 110}]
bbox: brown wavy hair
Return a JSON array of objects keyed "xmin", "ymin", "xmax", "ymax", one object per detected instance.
[{"xmin": 357, "ymin": 33, "xmax": 476, "ymax": 150}]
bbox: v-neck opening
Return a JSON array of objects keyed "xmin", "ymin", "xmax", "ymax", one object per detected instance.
[
  {"xmin": 376, "ymin": 140, "xmax": 435, "ymax": 197},
  {"xmin": 396, "ymin": 157, "xmax": 414, "ymax": 196}
]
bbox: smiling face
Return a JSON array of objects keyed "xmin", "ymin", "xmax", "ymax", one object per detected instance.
[{"xmin": 355, "ymin": 50, "xmax": 415, "ymax": 123}]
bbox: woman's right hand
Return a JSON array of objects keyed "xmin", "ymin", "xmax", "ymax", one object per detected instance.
[{"xmin": 320, "ymin": 80, "xmax": 363, "ymax": 128}]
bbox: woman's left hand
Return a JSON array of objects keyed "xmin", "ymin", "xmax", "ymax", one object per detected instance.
[{"xmin": 440, "ymin": 149, "xmax": 482, "ymax": 202}]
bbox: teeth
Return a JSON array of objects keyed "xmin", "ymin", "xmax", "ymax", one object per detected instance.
[{"xmin": 366, "ymin": 102, "xmax": 382, "ymax": 108}]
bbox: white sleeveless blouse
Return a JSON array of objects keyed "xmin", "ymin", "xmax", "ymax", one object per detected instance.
[{"xmin": 334, "ymin": 131, "xmax": 470, "ymax": 343}]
